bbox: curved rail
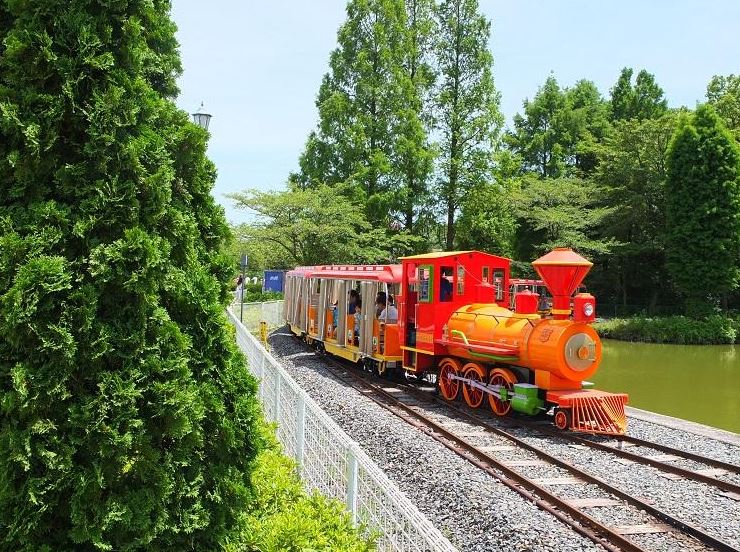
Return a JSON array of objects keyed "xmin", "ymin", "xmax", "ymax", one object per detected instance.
[{"xmin": 520, "ymin": 424, "xmax": 740, "ymax": 495}]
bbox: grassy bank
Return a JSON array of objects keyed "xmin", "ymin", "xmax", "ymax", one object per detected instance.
[{"xmin": 593, "ymin": 315, "xmax": 739, "ymax": 345}]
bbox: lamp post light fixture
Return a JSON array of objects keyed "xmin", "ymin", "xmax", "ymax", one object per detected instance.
[{"xmin": 192, "ymin": 101, "xmax": 212, "ymax": 130}]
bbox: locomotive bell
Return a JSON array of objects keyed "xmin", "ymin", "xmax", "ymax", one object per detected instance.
[{"xmin": 532, "ymin": 248, "xmax": 593, "ymax": 320}]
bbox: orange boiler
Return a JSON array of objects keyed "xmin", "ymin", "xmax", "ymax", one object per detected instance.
[{"xmin": 444, "ymin": 303, "xmax": 602, "ymax": 387}]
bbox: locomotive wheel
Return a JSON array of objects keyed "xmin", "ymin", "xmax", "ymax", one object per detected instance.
[
  {"xmin": 554, "ymin": 408, "xmax": 571, "ymax": 430},
  {"xmin": 461, "ymin": 363, "xmax": 486, "ymax": 409},
  {"xmin": 487, "ymin": 367, "xmax": 517, "ymax": 416},
  {"xmin": 437, "ymin": 358, "xmax": 462, "ymax": 401}
]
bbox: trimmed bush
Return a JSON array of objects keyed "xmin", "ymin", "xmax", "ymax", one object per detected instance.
[
  {"xmin": 226, "ymin": 425, "xmax": 375, "ymax": 552},
  {"xmin": 594, "ymin": 315, "xmax": 738, "ymax": 344}
]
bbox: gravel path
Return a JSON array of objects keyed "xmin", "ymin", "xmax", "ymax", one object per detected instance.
[{"xmin": 268, "ymin": 328, "xmax": 739, "ymax": 551}]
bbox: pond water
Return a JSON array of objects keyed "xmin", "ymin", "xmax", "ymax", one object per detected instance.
[{"xmin": 591, "ymin": 340, "xmax": 739, "ymax": 433}]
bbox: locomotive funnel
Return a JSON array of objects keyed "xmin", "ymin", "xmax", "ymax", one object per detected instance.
[{"xmin": 532, "ymin": 248, "xmax": 593, "ymax": 319}]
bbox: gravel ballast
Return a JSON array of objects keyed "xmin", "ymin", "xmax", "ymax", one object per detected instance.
[{"xmin": 268, "ymin": 328, "xmax": 739, "ymax": 551}]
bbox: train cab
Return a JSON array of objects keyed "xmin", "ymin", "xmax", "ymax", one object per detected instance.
[{"xmin": 398, "ymin": 251, "xmax": 511, "ymax": 374}]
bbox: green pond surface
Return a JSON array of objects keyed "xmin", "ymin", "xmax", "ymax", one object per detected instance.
[{"xmin": 591, "ymin": 339, "xmax": 740, "ymax": 434}]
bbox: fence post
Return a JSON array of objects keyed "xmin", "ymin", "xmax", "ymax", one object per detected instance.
[
  {"xmin": 259, "ymin": 355, "xmax": 266, "ymax": 402},
  {"xmin": 346, "ymin": 444, "xmax": 358, "ymax": 524},
  {"xmin": 296, "ymin": 395, "xmax": 306, "ymax": 477},
  {"xmin": 274, "ymin": 368, "xmax": 281, "ymax": 425}
]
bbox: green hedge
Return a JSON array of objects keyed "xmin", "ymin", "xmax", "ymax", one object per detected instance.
[
  {"xmin": 593, "ymin": 315, "xmax": 738, "ymax": 345},
  {"xmin": 227, "ymin": 425, "xmax": 374, "ymax": 551},
  {"xmin": 245, "ymin": 290, "xmax": 284, "ymax": 302},
  {"xmin": 234, "ymin": 282, "xmax": 283, "ymax": 303}
]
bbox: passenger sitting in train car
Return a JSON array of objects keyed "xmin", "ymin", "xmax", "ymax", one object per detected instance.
[
  {"xmin": 375, "ymin": 291, "xmax": 387, "ymax": 317},
  {"xmin": 348, "ymin": 289, "xmax": 359, "ymax": 314},
  {"xmin": 353, "ymin": 298, "xmax": 363, "ymax": 345},
  {"xmin": 379, "ymin": 295, "xmax": 398, "ymax": 323},
  {"xmin": 440, "ymin": 268, "xmax": 453, "ymax": 301},
  {"xmin": 331, "ymin": 300, "xmax": 338, "ymax": 333}
]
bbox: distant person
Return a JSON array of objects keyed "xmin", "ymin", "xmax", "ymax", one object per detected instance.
[
  {"xmin": 348, "ymin": 289, "xmax": 359, "ymax": 314},
  {"xmin": 380, "ymin": 295, "xmax": 398, "ymax": 323},
  {"xmin": 234, "ymin": 275, "xmax": 244, "ymax": 303},
  {"xmin": 375, "ymin": 291, "xmax": 387, "ymax": 317},
  {"xmin": 354, "ymin": 297, "xmax": 363, "ymax": 345},
  {"xmin": 440, "ymin": 268, "xmax": 453, "ymax": 301}
]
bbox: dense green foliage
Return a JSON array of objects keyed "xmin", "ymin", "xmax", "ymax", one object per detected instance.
[
  {"xmin": 609, "ymin": 67, "xmax": 668, "ymax": 121},
  {"xmin": 594, "ymin": 316, "xmax": 738, "ymax": 345},
  {"xmin": 230, "ymin": 184, "xmax": 418, "ymax": 266},
  {"xmin": 506, "ymin": 76, "xmax": 609, "ymax": 177},
  {"xmin": 241, "ymin": 283, "xmax": 283, "ymax": 303},
  {"xmin": 513, "ymin": 175, "xmax": 615, "ymax": 257},
  {"xmin": 225, "ymin": 425, "xmax": 374, "ymax": 552},
  {"xmin": 0, "ymin": 1, "xmax": 267, "ymax": 549},
  {"xmin": 665, "ymin": 105, "xmax": 740, "ymax": 316},
  {"xmin": 706, "ymin": 74, "xmax": 740, "ymax": 137},
  {"xmin": 291, "ymin": 0, "xmax": 430, "ymax": 230},
  {"xmin": 593, "ymin": 113, "xmax": 680, "ymax": 309}
]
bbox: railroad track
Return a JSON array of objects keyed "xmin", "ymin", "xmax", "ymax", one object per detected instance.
[
  {"xmin": 514, "ymin": 421, "xmax": 740, "ymax": 497},
  {"xmin": 404, "ymin": 374, "xmax": 740, "ymax": 498},
  {"xmin": 314, "ymin": 352, "xmax": 739, "ymax": 552}
]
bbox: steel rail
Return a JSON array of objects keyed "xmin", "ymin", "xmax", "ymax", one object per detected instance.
[
  {"xmin": 616, "ymin": 434, "xmax": 740, "ymax": 473},
  {"xmin": 520, "ymin": 424, "xmax": 740, "ymax": 495}
]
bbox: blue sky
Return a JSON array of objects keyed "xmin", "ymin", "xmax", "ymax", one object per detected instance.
[{"xmin": 171, "ymin": 0, "xmax": 740, "ymax": 224}]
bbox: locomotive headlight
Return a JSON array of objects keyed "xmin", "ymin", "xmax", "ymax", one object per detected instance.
[{"xmin": 583, "ymin": 302, "xmax": 594, "ymax": 317}]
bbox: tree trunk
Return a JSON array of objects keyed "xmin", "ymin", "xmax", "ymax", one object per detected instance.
[{"xmin": 446, "ymin": 202, "xmax": 455, "ymax": 249}]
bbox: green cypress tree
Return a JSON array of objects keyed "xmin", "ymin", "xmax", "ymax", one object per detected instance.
[
  {"xmin": 666, "ymin": 105, "xmax": 740, "ymax": 317},
  {"xmin": 0, "ymin": 1, "xmax": 262, "ymax": 549}
]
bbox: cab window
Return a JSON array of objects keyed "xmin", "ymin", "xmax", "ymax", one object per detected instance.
[
  {"xmin": 440, "ymin": 266, "xmax": 453, "ymax": 302},
  {"xmin": 493, "ymin": 269, "xmax": 504, "ymax": 301},
  {"xmin": 418, "ymin": 265, "xmax": 433, "ymax": 303}
]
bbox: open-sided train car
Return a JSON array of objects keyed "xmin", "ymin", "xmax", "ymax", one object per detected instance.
[
  {"xmin": 284, "ymin": 263, "xmax": 404, "ymax": 373},
  {"xmin": 284, "ymin": 249, "xmax": 628, "ymax": 435}
]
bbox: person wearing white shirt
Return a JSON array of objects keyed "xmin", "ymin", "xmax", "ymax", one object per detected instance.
[{"xmin": 379, "ymin": 296, "xmax": 398, "ymax": 323}]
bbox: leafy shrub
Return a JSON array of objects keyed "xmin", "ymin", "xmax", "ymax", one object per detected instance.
[
  {"xmin": 226, "ymin": 426, "xmax": 375, "ymax": 552},
  {"xmin": 234, "ymin": 282, "xmax": 283, "ymax": 303},
  {"xmin": 246, "ymin": 290, "xmax": 284, "ymax": 303},
  {"xmin": 594, "ymin": 315, "xmax": 738, "ymax": 344}
]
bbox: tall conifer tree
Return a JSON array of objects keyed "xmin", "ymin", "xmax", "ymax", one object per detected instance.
[
  {"xmin": 396, "ymin": 0, "xmax": 436, "ymax": 235},
  {"xmin": 666, "ymin": 105, "xmax": 740, "ymax": 316},
  {"xmin": 0, "ymin": 1, "xmax": 262, "ymax": 549},
  {"xmin": 609, "ymin": 67, "xmax": 668, "ymax": 121},
  {"xmin": 297, "ymin": 0, "xmax": 424, "ymax": 227},
  {"xmin": 434, "ymin": 0, "xmax": 502, "ymax": 249}
]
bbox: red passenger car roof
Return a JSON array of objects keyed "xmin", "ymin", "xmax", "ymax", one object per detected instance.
[{"xmin": 287, "ymin": 264, "xmax": 402, "ymax": 283}]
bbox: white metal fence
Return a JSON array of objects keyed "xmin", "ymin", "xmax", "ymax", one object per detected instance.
[
  {"xmin": 232, "ymin": 300, "xmax": 285, "ymax": 331},
  {"xmin": 227, "ymin": 305, "xmax": 457, "ymax": 552}
]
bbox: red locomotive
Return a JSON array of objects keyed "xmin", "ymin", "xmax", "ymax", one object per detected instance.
[{"xmin": 284, "ymin": 248, "xmax": 628, "ymax": 435}]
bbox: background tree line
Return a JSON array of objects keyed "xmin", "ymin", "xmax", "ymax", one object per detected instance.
[{"xmin": 233, "ymin": 0, "xmax": 740, "ymax": 318}]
